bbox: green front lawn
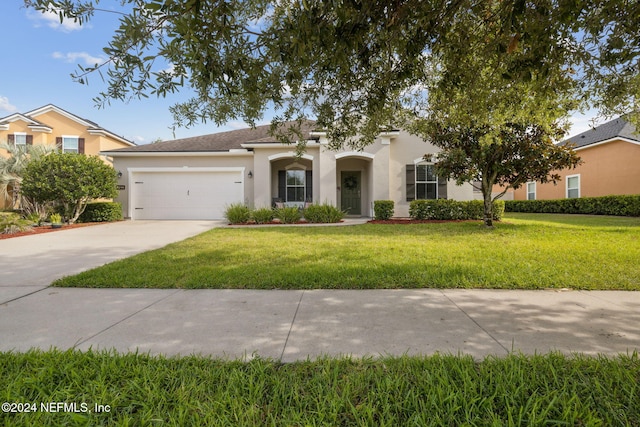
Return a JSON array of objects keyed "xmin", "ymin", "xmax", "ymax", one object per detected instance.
[
  {"xmin": 1, "ymin": 349, "xmax": 638, "ymax": 426},
  {"xmin": 53, "ymin": 213, "xmax": 640, "ymax": 290}
]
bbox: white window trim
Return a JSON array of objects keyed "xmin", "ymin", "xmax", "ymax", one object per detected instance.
[
  {"xmin": 566, "ymin": 174, "xmax": 580, "ymax": 199},
  {"xmin": 14, "ymin": 132, "xmax": 27, "ymax": 146},
  {"xmin": 62, "ymin": 135, "xmax": 79, "ymax": 153},
  {"xmin": 526, "ymin": 181, "xmax": 536, "ymax": 200},
  {"xmin": 285, "ymin": 169, "xmax": 306, "ymax": 203},
  {"xmin": 415, "ymin": 162, "xmax": 438, "ymax": 200}
]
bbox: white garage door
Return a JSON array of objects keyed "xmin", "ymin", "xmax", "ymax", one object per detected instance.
[{"xmin": 131, "ymin": 169, "xmax": 244, "ymax": 220}]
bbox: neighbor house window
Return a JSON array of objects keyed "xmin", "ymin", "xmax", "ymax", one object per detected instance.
[
  {"xmin": 14, "ymin": 132, "xmax": 27, "ymax": 147},
  {"xmin": 526, "ymin": 182, "xmax": 536, "ymax": 200},
  {"xmin": 566, "ymin": 175, "xmax": 580, "ymax": 198},
  {"xmin": 286, "ymin": 170, "xmax": 305, "ymax": 202},
  {"xmin": 62, "ymin": 136, "xmax": 79, "ymax": 153},
  {"xmin": 416, "ymin": 163, "xmax": 438, "ymax": 199}
]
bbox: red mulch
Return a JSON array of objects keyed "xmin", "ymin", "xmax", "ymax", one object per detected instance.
[
  {"xmin": 367, "ymin": 218, "xmax": 474, "ymax": 224},
  {"xmin": 0, "ymin": 222, "xmax": 104, "ymax": 240}
]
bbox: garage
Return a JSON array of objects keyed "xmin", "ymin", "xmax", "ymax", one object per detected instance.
[{"xmin": 129, "ymin": 168, "xmax": 244, "ymax": 220}]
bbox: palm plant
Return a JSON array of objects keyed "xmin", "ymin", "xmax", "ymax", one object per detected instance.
[{"xmin": 0, "ymin": 142, "xmax": 55, "ymax": 219}]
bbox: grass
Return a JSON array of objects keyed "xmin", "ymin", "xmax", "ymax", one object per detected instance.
[
  {"xmin": 0, "ymin": 349, "xmax": 638, "ymax": 426},
  {"xmin": 53, "ymin": 213, "xmax": 640, "ymax": 290}
]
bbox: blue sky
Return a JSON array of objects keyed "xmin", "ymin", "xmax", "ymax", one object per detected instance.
[{"xmin": 1, "ymin": 1, "xmax": 600, "ymax": 146}]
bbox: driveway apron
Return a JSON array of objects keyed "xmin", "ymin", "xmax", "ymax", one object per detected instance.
[{"xmin": 0, "ymin": 220, "xmax": 221, "ymax": 300}]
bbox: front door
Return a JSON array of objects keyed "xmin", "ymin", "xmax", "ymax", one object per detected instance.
[{"xmin": 341, "ymin": 171, "xmax": 361, "ymax": 215}]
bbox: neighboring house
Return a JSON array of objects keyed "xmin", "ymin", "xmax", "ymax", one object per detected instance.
[
  {"xmin": 103, "ymin": 122, "xmax": 475, "ymax": 220},
  {"xmin": 0, "ymin": 104, "xmax": 135, "ymax": 208},
  {"xmin": 510, "ymin": 116, "xmax": 640, "ymax": 201}
]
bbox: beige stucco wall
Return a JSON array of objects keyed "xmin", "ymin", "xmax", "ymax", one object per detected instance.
[
  {"xmin": 111, "ymin": 154, "xmax": 254, "ymax": 217},
  {"xmin": 1, "ymin": 109, "xmax": 131, "ymax": 163},
  {"xmin": 388, "ymin": 131, "xmax": 474, "ymax": 217},
  {"xmin": 513, "ymin": 139, "xmax": 640, "ymax": 200}
]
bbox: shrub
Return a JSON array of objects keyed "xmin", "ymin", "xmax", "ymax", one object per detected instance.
[
  {"xmin": 505, "ymin": 195, "xmax": 640, "ymax": 217},
  {"xmin": 303, "ymin": 203, "xmax": 345, "ymax": 223},
  {"xmin": 49, "ymin": 213, "xmax": 62, "ymax": 224},
  {"xmin": 409, "ymin": 199, "xmax": 504, "ymax": 221},
  {"xmin": 225, "ymin": 203, "xmax": 252, "ymax": 224},
  {"xmin": 77, "ymin": 202, "xmax": 123, "ymax": 223},
  {"xmin": 251, "ymin": 207, "xmax": 275, "ymax": 224},
  {"xmin": 373, "ymin": 200, "xmax": 394, "ymax": 220},
  {"xmin": 275, "ymin": 206, "xmax": 302, "ymax": 224},
  {"xmin": 0, "ymin": 212, "xmax": 33, "ymax": 234},
  {"xmin": 21, "ymin": 152, "xmax": 118, "ymax": 224}
]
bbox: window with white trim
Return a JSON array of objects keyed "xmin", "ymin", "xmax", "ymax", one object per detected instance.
[
  {"xmin": 286, "ymin": 170, "xmax": 305, "ymax": 202},
  {"xmin": 526, "ymin": 182, "xmax": 536, "ymax": 200},
  {"xmin": 62, "ymin": 136, "xmax": 79, "ymax": 153},
  {"xmin": 416, "ymin": 163, "xmax": 438, "ymax": 199},
  {"xmin": 566, "ymin": 174, "xmax": 580, "ymax": 198},
  {"xmin": 14, "ymin": 132, "xmax": 27, "ymax": 147}
]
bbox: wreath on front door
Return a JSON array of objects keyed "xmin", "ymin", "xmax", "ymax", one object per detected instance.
[{"xmin": 344, "ymin": 175, "xmax": 358, "ymax": 190}]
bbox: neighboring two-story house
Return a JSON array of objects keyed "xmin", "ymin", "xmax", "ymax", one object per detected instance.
[
  {"xmin": 0, "ymin": 104, "xmax": 134, "ymax": 208},
  {"xmin": 511, "ymin": 116, "xmax": 640, "ymax": 200}
]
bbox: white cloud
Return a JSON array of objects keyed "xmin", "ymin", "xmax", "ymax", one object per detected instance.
[
  {"xmin": 567, "ymin": 109, "xmax": 602, "ymax": 137},
  {"xmin": 52, "ymin": 51, "xmax": 105, "ymax": 66},
  {"xmin": 28, "ymin": 10, "xmax": 85, "ymax": 33},
  {"xmin": 0, "ymin": 96, "xmax": 18, "ymax": 114}
]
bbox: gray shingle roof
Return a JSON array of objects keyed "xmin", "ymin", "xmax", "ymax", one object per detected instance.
[
  {"xmin": 104, "ymin": 120, "xmax": 318, "ymax": 153},
  {"xmin": 563, "ymin": 116, "xmax": 639, "ymax": 148}
]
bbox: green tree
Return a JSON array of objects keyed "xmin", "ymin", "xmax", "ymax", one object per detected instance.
[
  {"xmin": 23, "ymin": 0, "xmax": 638, "ymax": 222},
  {"xmin": 0, "ymin": 143, "xmax": 56, "ymax": 219},
  {"xmin": 23, "ymin": 0, "xmax": 639, "ymax": 140},
  {"xmin": 404, "ymin": 4, "xmax": 582, "ymax": 227},
  {"xmin": 21, "ymin": 153, "xmax": 118, "ymax": 224}
]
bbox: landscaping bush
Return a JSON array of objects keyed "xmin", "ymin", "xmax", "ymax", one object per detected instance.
[
  {"xmin": 224, "ymin": 203, "xmax": 252, "ymax": 224},
  {"xmin": 409, "ymin": 199, "xmax": 505, "ymax": 221},
  {"xmin": 0, "ymin": 212, "xmax": 33, "ymax": 234},
  {"xmin": 303, "ymin": 203, "xmax": 345, "ymax": 223},
  {"xmin": 77, "ymin": 202, "xmax": 123, "ymax": 223},
  {"xmin": 251, "ymin": 207, "xmax": 275, "ymax": 224},
  {"xmin": 505, "ymin": 195, "xmax": 640, "ymax": 217},
  {"xmin": 373, "ymin": 200, "xmax": 394, "ymax": 220},
  {"xmin": 275, "ymin": 206, "xmax": 302, "ymax": 224}
]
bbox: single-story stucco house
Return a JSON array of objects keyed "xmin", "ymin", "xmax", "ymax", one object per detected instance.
[{"xmin": 102, "ymin": 121, "xmax": 474, "ymax": 220}]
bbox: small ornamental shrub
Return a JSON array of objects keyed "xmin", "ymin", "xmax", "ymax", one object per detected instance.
[
  {"xmin": 77, "ymin": 202, "xmax": 123, "ymax": 223},
  {"xmin": 0, "ymin": 212, "xmax": 33, "ymax": 234},
  {"xmin": 505, "ymin": 195, "xmax": 640, "ymax": 217},
  {"xmin": 303, "ymin": 203, "xmax": 345, "ymax": 223},
  {"xmin": 373, "ymin": 200, "xmax": 394, "ymax": 220},
  {"xmin": 409, "ymin": 199, "xmax": 504, "ymax": 221},
  {"xmin": 251, "ymin": 207, "xmax": 275, "ymax": 224},
  {"xmin": 225, "ymin": 203, "xmax": 252, "ymax": 224},
  {"xmin": 49, "ymin": 213, "xmax": 62, "ymax": 224},
  {"xmin": 275, "ymin": 206, "xmax": 302, "ymax": 224}
]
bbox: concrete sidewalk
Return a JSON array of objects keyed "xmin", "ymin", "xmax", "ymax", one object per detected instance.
[{"xmin": 1, "ymin": 288, "xmax": 638, "ymax": 361}]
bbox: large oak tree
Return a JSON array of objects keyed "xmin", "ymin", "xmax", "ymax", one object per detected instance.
[{"xmin": 25, "ymin": 0, "xmax": 638, "ymax": 225}]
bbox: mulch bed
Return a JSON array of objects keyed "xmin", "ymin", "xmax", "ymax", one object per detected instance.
[
  {"xmin": 0, "ymin": 222, "xmax": 104, "ymax": 240},
  {"xmin": 367, "ymin": 218, "xmax": 474, "ymax": 224}
]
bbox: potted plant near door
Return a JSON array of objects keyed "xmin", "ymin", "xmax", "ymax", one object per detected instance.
[{"xmin": 50, "ymin": 213, "xmax": 62, "ymax": 229}]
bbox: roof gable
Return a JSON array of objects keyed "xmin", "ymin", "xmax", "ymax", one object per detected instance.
[{"xmin": 1, "ymin": 104, "xmax": 134, "ymax": 146}]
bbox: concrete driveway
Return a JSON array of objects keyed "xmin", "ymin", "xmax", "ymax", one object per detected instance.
[{"xmin": 0, "ymin": 220, "xmax": 222, "ymax": 302}]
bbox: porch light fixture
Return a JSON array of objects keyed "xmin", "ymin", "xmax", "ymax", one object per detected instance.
[
  {"xmin": 248, "ymin": 170, "xmax": 253, "ymax": 178},
  {"xmin": 117, "ymin": 170, "xmax": 123, "ymax": 178}
]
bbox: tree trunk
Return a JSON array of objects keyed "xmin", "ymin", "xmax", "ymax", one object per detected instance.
[
  {"xmin": 483, "ymin": 193, "xmax": 494, "ymax": 227},
  {"xmin": 481, "ymin": 179, "xmax": 494, "ymax": 228}
]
